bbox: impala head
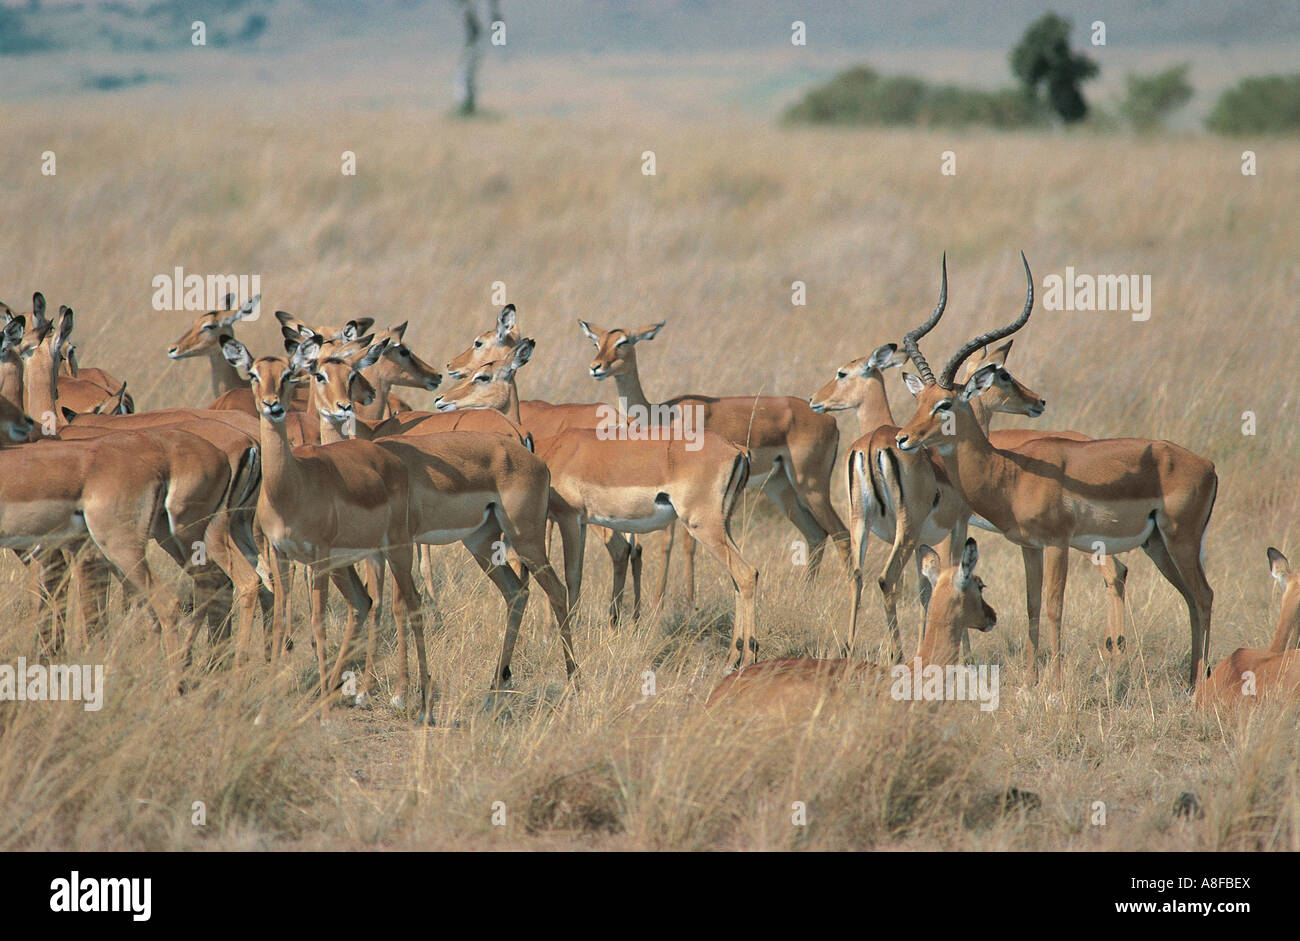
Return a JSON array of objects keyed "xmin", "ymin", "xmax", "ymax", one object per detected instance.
[
  {"xmin": 895, "ymin": 253, "xmax": 1035, "ymax": 454},
  {"xmin": 365, "ymin": 321, "xmax": 441, "ymax": 391},
  {"xmin": 955, "ymin": 339, "xmax": 1046, "ymax": 419},
  {"xmin": 24, "ymin": 303, "xmax": 74, "ymax": 382},
  {"xmin": 274, "ymin": 309, "xmax": 376, "ymax": 346},
  {"xmin": 579, "ymin": 319, "xmax": 664, "ymax": 380},
  {"xmin": 435, "ymin": 338, "xmax": 535, "ymax": 413},
  {"xmin": 0, "ymin": 394, "xmax": 35, "ymax": 444},
  {"xmin": 221, "ymin": 335, "xmax": 311, "ymax": 422},
  {"xmin": 918, "ymin": 538, "xmax": 997, "ymax": 662},
  {"xmin": 809, "ymin": 343, "xmax": 908, "ymax": 412},
  {"xmin": 1267, "ymin": 547, "xmax": 1300, "ymax": 651},
  {"xmin": 446, "ymin": 304, "xmax": 518, "ymax": 379},
  {"xmin": 168, "ymin": 294, "xmax": 260, "ymax": 359},
  {"xmin": 301, "ymin": 339, "xmax": 387, "ymax": 426}
]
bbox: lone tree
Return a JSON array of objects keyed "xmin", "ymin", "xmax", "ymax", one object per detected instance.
[
  {"xmin": 1010, "ymin": 13, "xmax": 1098, "ymax": 123},
  {"xmin": 454, "ymin": 0, "xmax": 503, "ymax": 116}
]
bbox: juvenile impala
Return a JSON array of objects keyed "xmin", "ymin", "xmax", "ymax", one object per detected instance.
[
  {"xmin": 706, "ymin": 538, "xmax": 995, "ymax": 713},
  {"xmin": 895, "ymin": 254, "xmax": 1217, "ymax": 688},
  {"xmin": 1198, "ymin": 548, "xmax": 1300, "ymax": 708}
]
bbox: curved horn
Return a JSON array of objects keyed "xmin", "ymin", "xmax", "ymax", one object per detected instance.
[
  {"xmin": 902, "ymin": 252, "xmax": 947, "ymax": 386},
  {"xmin": 938, "ymin": 251, "xmax": 1033, "ymax": 389}
]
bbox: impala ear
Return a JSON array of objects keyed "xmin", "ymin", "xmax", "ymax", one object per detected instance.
[
  {"xmin": 354, "ymin": 317, "xmax": 377, "ymax": 337},
  {"xmin": 629, "ymin": 321, "xmax": 665, "ymax": 343},
  {"xmin": 577, "ymin": 319, "xmax": 602, "ymax": 344},
  {"xmin": 1, "ymin": 316, "xmax": 24, "ymax": 351},
  {"xmin": 496, "ymin": 304, "xmax": 516, "ymax": 341},
  {"xmin": 918, "ymin": 545, "xmax": 942, "ymax": 588},
  {"xmin": 274, "ymin": 310, "xmax": 296, "ymax": 328},
  {"xmin": 508, "ymin": 337, "xmax": 535, "ymax": 375},
  {"xmin": 348, "ymin": 370, "xmax": 377, "ymax": 406},
  {"xmin": 32, "ymin": 292, "xmax": 46, "ymax": 324},
  {"xmin": 291, "ymin": 338, "xmax": 323, "ymax": 372},
  {"xmin": 220, "ymin": 335, "xmax": 254, "ymax": 372},
  {"xmin": 0, "ymin": 301, "xmax": 13, "ymax": 321},
  {"xmin": 54, "ymin": 307, "xmax": 74, "ymax": 355},
  {"xmin": 353, "ymin": 340, "xmax": 388, "ymax": 373},
  {"xmin": 1268, "ymin": 547, "xmax": 1290, "ymax": 585},
  {"xmin": 960, "ymin": 364, "xmax": 998, "ymax": 402},
  {"xmin": 220, "ymin": 293, "xmax": 260, "ymax": 327},
  {"xmin": 390, "ymin": 321, "xmax": 408, "ymax": 341},
  {"xmin": 956, "ymin": 538, "xmax": 979, "ymax": 590},
  {"xmin": 989, "ymin": 339, "xmax": 1014, "ymax": 365},
  {"xmin": 867, "ymin": 342, "xmax": 900, "ymax": 371},
  {"xmin": 222, "ymin": 292, "xmax": 236, "ymax": 310},
  {"xmin": 902, "ymin": 371, "xmax": 926, "ymax": 396}
]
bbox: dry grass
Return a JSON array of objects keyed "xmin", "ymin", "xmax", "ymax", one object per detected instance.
[{"xmin": 0, "ymin": 66, "xmax": 1297, "ymax": 850}]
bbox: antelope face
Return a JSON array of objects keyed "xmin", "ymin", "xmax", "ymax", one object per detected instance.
[
  {"xmin": 435, "ymin": 338, "xmax": 535, "ymax": 413},
  {"xmin": 369, "ymin": 323, "xmax": 441, "ymax": 392},
  {"xmin": 982, "ymin": 366, "xmax": 1046, "ymax": 418},
  {"xmin": 308, "ymin": 356, "xmax": 376, "ymax": 424},
  {"xmin": 579, "ymin": 319, "xmax": 664, "ymax": 380},
  {"xmin": 1269, "ymin": 548, "xmax": 1300, "ymax": 649},
  {"xmin": 810, "ymin": 343, "xmax": 907, "ymax": 412},
  {"xmin": 169, "ymin": 294, "xmax": 260, "ymax": 358},
  {"xmin": 921, "ymin": 538, "xmax": 997, "ymax": 640},
  {"xmin": 0, "ymin": 397, "xmax": 34, "ymax": 443},
  {"xmin": 896, "ymin": 375, "xmax": 964, "ymax": 454},
  {"xmin": 446, "ymin": 304, "xmax": 518, "ymax": 380},
  {"xmin": 222, "ymin": 335, "xmax": 302, "ymax": 422},
  {"xmin": 168, "ymin": 311, "xmax": 222, "ymax": 358}
]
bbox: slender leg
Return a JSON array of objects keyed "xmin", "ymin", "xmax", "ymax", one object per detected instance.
[
  {"xmin": 325, "ymin": 563, "xmax": 372, "ymax": 702},
  {"xmin": 1021, "ymin": 546, "xmax": 1044, "ymax": 683},
  {"xmin": 386, "ymin": 545, "xmax": 428, "ymax": 723},
  {"xmin": 646, "ymin": 524, "xmax": 674, "ymax": 612},
  {"xmin": 1041, "ymin": 545, "xmax": 1069, "ymax": 685},
  {"xmin": 465, "ymin": 526, "xmax": 531, "ymax": 691},
  {"xmin": 1099, "ymin": 555, "xmax": 1128, "ymax": 663}
]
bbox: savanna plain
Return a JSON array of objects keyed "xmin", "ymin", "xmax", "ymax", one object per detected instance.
[{"xmin": 0, "ymin": 53, "xmax": 1297, "ymax": 850}]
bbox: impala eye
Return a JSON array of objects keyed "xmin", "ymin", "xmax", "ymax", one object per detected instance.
[
  {"xmin": 473, "ymin": 340, "xmax": 483, "ymax": 348},
  {"xmin": 615, "ymin": 338, "xmax": 629, "ymax": 348},
  {"xmin": 837, "ymin": 370, "xmax": 847, "ymax": 379},
  {"xmin": 475, "ymin": 374, "xmax": 489, "ymax": 383}
]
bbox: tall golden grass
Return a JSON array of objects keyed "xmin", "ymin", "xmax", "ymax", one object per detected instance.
[{"xmin": 0, "ymin": 85, "xmax": 1297, "ymax": 849}]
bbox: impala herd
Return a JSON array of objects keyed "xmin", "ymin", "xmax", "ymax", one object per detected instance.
[{"xmin": 1, "ymin": 255, "xmax": 1295, "ymax": 720}]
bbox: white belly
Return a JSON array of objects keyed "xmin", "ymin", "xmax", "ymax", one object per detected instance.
[
  {"xmin": 588, "ymin": 500, "xmax": 678, "ymax": 534},
  {"xmin": 413, "ymin": 507, "xmax": 493, "ymax": 546}
]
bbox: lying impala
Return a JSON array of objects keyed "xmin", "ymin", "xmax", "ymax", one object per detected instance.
[
  {"xmin": 810, "ymin": 295, "xmax": 1128, "ymax": 661},
  {"xmin": 1197, "ymin": 548, "xmax": 1300, "ymax": 708},
  {"xmin": 706, "ymin": 538, "xmax": 995, "ymax": 713},
  {"xmin": 435, "ymin": 340, "xmax": 761, "ymax": 670},
  {"xmin": 895, "ymin": 254, "xmax": 1217, "ymax": 688},
  {"xmin": 222, "ymin": 336, "xmax": 574, "ymax": 721}
]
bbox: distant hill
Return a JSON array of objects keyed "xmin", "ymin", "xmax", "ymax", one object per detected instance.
[{"xmin": 3, "ymin": 0, "xmax": 1298, "ymax": 55}]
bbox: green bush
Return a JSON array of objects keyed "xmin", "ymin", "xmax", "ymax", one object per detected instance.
[
  {"xmin": 1121, "ymin": 65, "xmax": 1193, "ymax": 131},
  {"xmin": 1206, "ymin": 74, "xmax": 1300, "ymax": 134},
  {"xmin": 783, "ymin": 67, "xmax": 1046, "ymax": 129},
  {"xmin": 1009, "ymin": 12, "xmax": 1099, "ymax": 123}
]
